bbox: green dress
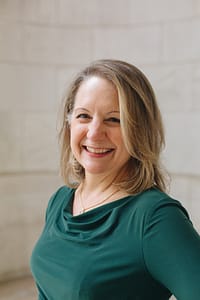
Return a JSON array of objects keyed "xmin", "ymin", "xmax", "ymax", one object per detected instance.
[{"xmin": 30, "ymin": 186, "xmax": 200, "ymax": 300}]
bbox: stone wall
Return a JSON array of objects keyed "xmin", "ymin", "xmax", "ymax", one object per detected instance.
[{"xmin": 0, "ymin": 0, "xmax": 200, "ymax": 281}]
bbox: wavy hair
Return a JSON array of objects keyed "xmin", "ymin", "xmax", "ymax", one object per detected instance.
[{"xmin": 59, "ymin": 59, "xmax": 168, "ymax": 194}]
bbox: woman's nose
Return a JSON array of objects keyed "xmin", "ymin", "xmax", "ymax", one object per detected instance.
[{"xmin": 86, "ymin": 119, "xmax": 105, "ymax": 140}]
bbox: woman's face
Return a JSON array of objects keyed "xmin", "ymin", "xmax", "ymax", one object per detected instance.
[{"xmin": 70, "ymin": 76, "xmax": 130, "ymax": 179}]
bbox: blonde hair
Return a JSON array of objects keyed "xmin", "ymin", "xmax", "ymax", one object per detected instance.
[{"xmin": 59, "ymin": 59, "xmax": 168, "ymax": 194}]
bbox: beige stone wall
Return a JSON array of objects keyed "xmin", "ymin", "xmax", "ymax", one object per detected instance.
[{"xmin": 0, "ymin": 0, "xmax": 200, "ymax": 281}]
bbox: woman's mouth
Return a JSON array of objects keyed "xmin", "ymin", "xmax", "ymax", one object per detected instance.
[{"xmin": 83, "ymin": 146, "xmax": 114, "ymax": 154}]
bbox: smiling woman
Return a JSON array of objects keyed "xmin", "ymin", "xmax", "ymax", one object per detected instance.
[
  {"xmin": 60, "ymin": 60, "xmax": 166, "ymax": 196},
  {"xmin": 30, "ymin": 59, "xmax": 200, "ymax": 300},
  {"xmin": 70, "ymin": 76, "xmax": 130, "ymax": 184}
]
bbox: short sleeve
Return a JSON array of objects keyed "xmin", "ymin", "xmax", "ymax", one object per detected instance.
[{"xmin": 142, "ymin": 199, "xmax": 200, "ymax": 300}]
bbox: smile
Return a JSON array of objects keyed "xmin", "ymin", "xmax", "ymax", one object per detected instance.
[{"xmin": 84, "ymin": 146, "xmax": 114, "ymax": 154}]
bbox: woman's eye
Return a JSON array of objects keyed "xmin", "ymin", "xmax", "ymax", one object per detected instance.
[
  {"xmin": 106, "ymin": 117, "xmax": 120, "ymax": 123},
  {"xmin": 76, "ymin": 113, "xmax": 91, "ymax": 119}
]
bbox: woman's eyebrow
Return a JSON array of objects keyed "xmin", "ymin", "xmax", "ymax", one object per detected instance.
[
  {"xmin": 74, "ymin": 107, "xmax": 90, "ymax": 113},
  {"xmin": 106, "ymin": 110, "xmax": 120, "ymax": 114},
  {"xmin": 73, "ymin": 108, "xmax": 120, "ymax": 114}
]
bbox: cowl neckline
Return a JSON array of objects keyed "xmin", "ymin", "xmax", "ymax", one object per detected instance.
[{"xmin": 52, "ymin": 187, "xmax": 134, "ymax": 243}]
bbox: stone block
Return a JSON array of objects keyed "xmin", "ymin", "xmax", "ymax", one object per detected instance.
[
  {"xmin": 0, "ymin": 64, "xmax": 56, "ymax": 112},
  {"xmin": 163, "ymin": 113, "xmax": 200, "ymax": 176},
  {"xmin": 93, "ymin": 26, "xmax": 162, "ymax": 64},
  {"xmin": 169, "ymin": 174, "xmax": 190, "ymax": 208},
  {"xmin": 0, "ymin": 0, "xmax": 55, "ymax": 24},
  {"xmin": 21, "ymin": 112, "xmax": 59, "ymax": 171},
  {"xmin": 164, "ymin": 19, "xmax": 200, "ymax": 62},
  {"xmin": 58, "ymin": 0, "xmax": 97, "ymax": 25},
  {"xmin": 23, "ymin": 25, "xmax": 92, "ymax": 64},
  {"xmin": 0, "ymin": 174, "xmax": 62, "ymax": 227},
  {"xmin": 168, "ymin": 175, "xmax": 200, "ymax": 232},
  {"xmin": 0, "ymin": 225, "xmax": 30, "ymax": 279},
  {"xmin": 0, "ymin": 112, "xmax": 22, "ymax": 172},
  {"xmin": 0, "ymin": 173, "xmax": 62, "ymax": 200},
  {"xmin": 55, "ymin": 65, "xmax": 83, "ymax": 129},
  {"xmin": 130, "ymin": 0, "xmax": 196, "ymax": 23},
  {"xmin": 0, "ymin": 221, "xmax": 47, "ymax": 280},
  {"xmin": 0, "ymin": 23, "xmax": 23, "ymax": 61},
  {"xmin": 0, "ymin": 173, "xmax": 62, "ymax": 279},
  {"xmin": 22, "ymin": 26, "xmax": 57, "ymax": 64},
  {"xmin": 142, "ymin": 64, "xmax": 193, "ymax": 113},
  {"xmin": 55, "ymin": 66, "xmax": 81, "ymax": 108},
  {"xmin": 58, "ymin": 0, "xmax": 131, "ymax": 25},
  {"xmin": 0, "ymin": 193, "xmax": 47, "ymax": 229},
  {"xmin": 20, "ymin": 0, "xmax": 56, "ymax": 24},
  {"xmin": 0, "ymin": 111, "xmax": 60, "ymax": 173},
  {"xmin": 95, "ymin": 0, "xmax": 131, "ymax": 25},
  {"xmin": 191, "ymin": 64, "xmax": 200, "ymax": 111},
  {"xmin": 0, "ymin": 0, "xmax": 21, "ymax": 21}
]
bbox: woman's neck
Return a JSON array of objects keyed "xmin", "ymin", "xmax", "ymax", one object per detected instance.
[
  {"xmin": 82, "ymin": 173, "xmax": 118, "ymax": 195},
  {"xmin": 73, "ymin": 173, "xmax": 130, "ymax": 216}
]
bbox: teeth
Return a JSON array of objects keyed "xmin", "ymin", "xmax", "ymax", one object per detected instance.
[{"xmin": 86, "ymin": 146, "xmax": 111, "ymax": 154}]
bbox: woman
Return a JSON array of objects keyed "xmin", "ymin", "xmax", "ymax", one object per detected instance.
[{"xmin": 31, "ymin": 59, "xmax": 200, "ymax": 299}]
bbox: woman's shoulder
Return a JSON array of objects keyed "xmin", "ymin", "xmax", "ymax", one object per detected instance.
[
  {"xmin": 133, "ymin": 187, "xmax": 189, "ymax": 220},
  {"xmin": 45, "ymin": 185, "xmax": 74, "ymax": 221},
  {"xmin": 134, "ymin": 187, "xmax": 175, "ymax": 206}
]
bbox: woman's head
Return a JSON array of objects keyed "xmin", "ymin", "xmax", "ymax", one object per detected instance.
[{"xmin": 59, "ymin": 59, "xmax": 167, "ymax": 194}]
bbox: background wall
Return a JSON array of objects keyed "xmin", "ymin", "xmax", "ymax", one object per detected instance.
[{"xmin": 0, "ymin": 0, "xmax": 200, "ymax": 282}]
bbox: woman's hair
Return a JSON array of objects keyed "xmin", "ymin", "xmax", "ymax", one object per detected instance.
[{"xmin": 59, "ymin": 59, "xmax": 168, "ymax": 194}]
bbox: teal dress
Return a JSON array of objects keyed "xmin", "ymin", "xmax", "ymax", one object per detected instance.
[{"xmin": 31, "ymin": 186, "xmax": 200, "ymax": 300}]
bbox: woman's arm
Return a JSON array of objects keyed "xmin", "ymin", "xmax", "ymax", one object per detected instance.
[{"xmin": 143, "ymin": 200, "xmax": 200, "ymax": 300}]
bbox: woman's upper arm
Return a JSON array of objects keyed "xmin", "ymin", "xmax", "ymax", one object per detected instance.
[{"xmin": 142, "ymin": 200, "xmax": 200, "ymax": 300}]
